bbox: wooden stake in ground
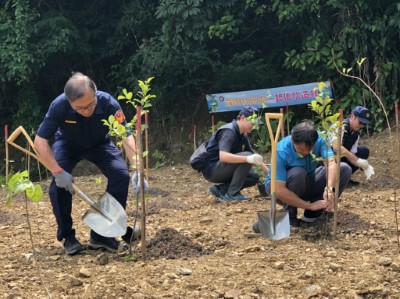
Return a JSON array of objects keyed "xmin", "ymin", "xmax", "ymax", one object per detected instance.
[
  {"xmin": 394, "ymin": 102, "xmax": 400, "ymax": 251},
  {"xmin": 5, "ymin": 124, "xmax": 9, "ymax": 184},
  {"xmin": 145, "ymin": 112, "xmax": 149, "ymax": 179},
  {"xmin": 333, "ymin": 109, "xmax": 343, "ymax": 239},
  {"xmin": 136, "ymin": 106, "xmax": 147, "ymax": 260},
  {"xmin": 193, "ymin": 125, "xmax": 197, "ymax": 151}
]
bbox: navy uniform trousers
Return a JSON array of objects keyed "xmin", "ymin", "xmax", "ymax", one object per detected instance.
[
  {"xmin": 49, "ymin": 139, "xmax": 129, "ymax": 241},
  {"xmin": 205, "ymin": 151, "xmax": 259, "ymax": 195}
]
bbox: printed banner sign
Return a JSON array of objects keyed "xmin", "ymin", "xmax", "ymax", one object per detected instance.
[{"xmin": 206, "ymin": 81, "xmax": 333, "ymax": 113}]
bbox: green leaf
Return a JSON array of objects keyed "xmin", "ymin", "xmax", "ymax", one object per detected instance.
[
  {"xmin": 26, "ymin": 184, "xmax": 43, "ymax": 203},
  {"xmin": 14, "ymin": 180, "xmax": 33, "ymax": 193},
  {"xmin": 357, "ymin": 57, "xmax": 367, "ymax": 67},
  {"xmin": 8, "ymin": 171, "xmax": 27, "ymax": 192},
  {"xmin": 126, "ymin": 92, "xmax": 133, "ymax": 100}
]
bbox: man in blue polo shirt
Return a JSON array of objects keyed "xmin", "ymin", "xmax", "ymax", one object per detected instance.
[
  {"xmin": 34, "ymin": 72, "xmax": 141, "ymax": 255},
  {"xmin": 253, "ymin": 120, "xmax": 352, "ymax": 229}
]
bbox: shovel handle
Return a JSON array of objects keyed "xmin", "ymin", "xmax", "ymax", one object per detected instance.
[
  {"xmin": 7, "ymin": 126, "xmax": 43, "ymax": 164},
  {"xmin": 265, "ymin": 113, "xmax": 284, "ymax": 195},
  {"xmin": 7, "ymin": 126, "xmax": 114, "ymax": 220}
]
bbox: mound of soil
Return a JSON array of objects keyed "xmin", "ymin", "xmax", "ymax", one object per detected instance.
[{"xmin": 145, "ymin": 228, "xmax": 212, "ymax": 259}]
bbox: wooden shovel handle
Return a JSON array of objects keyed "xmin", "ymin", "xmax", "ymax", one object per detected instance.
[
  {"xmin": 7, "ymin": 126, "xmax": 43, "ymax": 166},
  {"xmin": 7, "ymin": 126, "xmax": 84, "ymax": 194},
  {"xmin": 265, "ymin": 113, "xmax": 284, "ymax": 194}
]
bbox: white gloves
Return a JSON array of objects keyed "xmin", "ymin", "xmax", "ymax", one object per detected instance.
[
  {"xmin": 355, "ymin": 158, "xmax": 370, "ymax": 169},
  {"xmin": 246, "ymin": 154, "xmax": 264, "ymax": 166},
  {"xmin": 131, "ymin": 171, "xmax": 149, "ymax": 196},
  {"xmin": 354, "ymin": 158, "xmax": 375, "ymax": 180},
  {"xmin": 363, "ymin": 165, "xmax": 375, "ymax": 180}
]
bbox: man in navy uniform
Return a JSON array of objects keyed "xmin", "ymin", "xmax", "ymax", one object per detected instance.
[
  {"xmin": 331, "ymin": 106, "xmax": 374, "ymax": 186},
  {"xmin": 34, "ymin": 72, "xmax": 140, "ymax": 255}
]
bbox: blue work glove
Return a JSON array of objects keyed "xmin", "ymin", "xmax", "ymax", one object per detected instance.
[
  {"xmin": 131, "ymin": 171, "xmax": 149, "ymax": 196},
  {"xmin": 53, "ymin": 169, "xmax": 75, "ymax": 195}
]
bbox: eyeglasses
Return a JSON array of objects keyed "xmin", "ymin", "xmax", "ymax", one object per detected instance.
[{"xmin": 72, "ymin": 99, "xmax": 97, "ymax": 112}]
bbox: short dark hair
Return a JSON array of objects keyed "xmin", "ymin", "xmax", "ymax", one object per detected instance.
[
  {"xmin": 64, "ymin": 72, "xmax": 97, "ymax": 102},
  {"xmin": 291, "ymin": 120, "xmax": 318, "ymax": 148}
]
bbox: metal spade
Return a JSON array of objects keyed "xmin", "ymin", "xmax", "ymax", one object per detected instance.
[
  {"xmin": 7, "ymin": 126, "xmax": 127, "ymax": 237},
  {"xmin": 257, "ymin": 113, "xmax": 290, "ymax": 240}
]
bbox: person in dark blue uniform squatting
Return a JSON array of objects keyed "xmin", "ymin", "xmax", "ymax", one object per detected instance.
[
  {"xmin": 331, "ymin": 106, "xmax": 375, "ymax": 186},
  {"xmin": 34, "ymin": 72, "xmax": 142, "ymax": 255},
  {"xmin": 202, "ymin": 107, "xmax": 269, "ymax": 203}
]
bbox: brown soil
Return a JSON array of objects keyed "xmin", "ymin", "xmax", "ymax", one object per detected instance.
[{"xmin": 1, "ymin": 129, "xmax": 400, "ymax": 298}]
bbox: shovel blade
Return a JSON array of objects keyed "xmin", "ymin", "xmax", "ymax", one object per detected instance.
[
  {"xmin": 257, "ymin": 210, "xmax": 290, "ymax": 240},
  {"xmin": 82, "ymin": 192, "xmax": 127, "ymax": 237}
]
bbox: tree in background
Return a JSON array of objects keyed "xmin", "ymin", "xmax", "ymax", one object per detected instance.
[{"xmin": 1, "ymin": 0, "xmax": 400, "ymax": 165}]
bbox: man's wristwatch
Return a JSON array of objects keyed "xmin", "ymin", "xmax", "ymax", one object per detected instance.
[{"xmin": 324, "ymin": 186, "xmax": 336, "ymax": 193}]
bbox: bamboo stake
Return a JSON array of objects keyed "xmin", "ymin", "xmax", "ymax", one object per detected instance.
[
  {"xmin": 193, "ymin": 125, "xmax": 196, "ymax": 151},
  {"xmin": 363, "ymin": 93, "xmax": 370, "ymax": 138},
  {"xmin": 145, "ymin": 112, "xmax": 149, "ymax": 179},
  {"xmin": 279, "ymin": 108, "xmax": 285, "ymax": 138},
  {"xmin": 286, "ymin": 102, "xmax": 290, "ymax": 135},
  {"xmin": 136, "ymin": 106, "xmax": 146, "ymax": 260},
  {"xmin": 333, "ymin": 109, "xmax": 343, "ymax": 239},
  {"xmin": 394, "ymin": 103, "xmax": 400, "ymax": 250},
  {"xmin": 5, "ymin": 125, "xmax": 9, "ymax": 184}
]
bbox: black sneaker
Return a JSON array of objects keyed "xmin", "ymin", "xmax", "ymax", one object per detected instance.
[
  {"xmin": 209, "ymin": 185, "xmax": 224, "ymax": 199},
  {"xmin": 346, "ymin": 179, "xmax": 360, "ymax": 189},
  {"xmin": 88, "ymin": 232, "xmax": 120, "ymax": 253},
  {"xmin": 121, "ymin": 225, "xmax": 141, "ymax": 243},
  {"xmin": 289, "ymin": 216, "xmax": 300, "ymax": 227},
  {"xmin": 62, "ymin": 235, "xmax": 84, "ymax": 256},
  {"xmin": 301, "ymin": 210, "xmax": 322, "ymax": 223}
]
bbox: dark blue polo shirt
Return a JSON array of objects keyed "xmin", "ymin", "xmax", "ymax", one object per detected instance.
[
  {"xmin": 341, "ymin": 118, "xmax": 360, "ymax": 153},
  {"xmin": 37, "ymin": 91, "xmax": 129, "ymax": 149}
]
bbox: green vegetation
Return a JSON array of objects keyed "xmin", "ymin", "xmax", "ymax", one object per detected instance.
[
  {"xmin": 2, "ymin": 0, "xmax": 399, "ymax": 167},
  {"xmin": 5, "ymin": 171, "xmax": 43, "ymax": 206}
]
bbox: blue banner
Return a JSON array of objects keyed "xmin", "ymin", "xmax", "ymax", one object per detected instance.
[{"xmin": 206, "ymin": 81, "xmax": 333, "ymax": 113}]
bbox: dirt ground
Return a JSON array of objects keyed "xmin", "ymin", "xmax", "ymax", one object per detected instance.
[{"xmin": 1, "ymin": 129, "xmax": 400, "ymax": 299}]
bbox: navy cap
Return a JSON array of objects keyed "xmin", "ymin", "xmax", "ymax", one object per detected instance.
[
  {"xmin": 238, "ymin": 106, "xmax": 264, "ymax": 125},
  {"xmin": 352, "ymin": 106, "xmax": 372, "ymax": 124}
]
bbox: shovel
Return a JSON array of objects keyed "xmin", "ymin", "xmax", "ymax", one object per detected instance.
[
  {"xmin": 257, "ymin": 113, "xmax": 290, "ymax": 240},
  {"xmin": 7, "ymin": 126, "xmax": 127, "ymax": 237}
]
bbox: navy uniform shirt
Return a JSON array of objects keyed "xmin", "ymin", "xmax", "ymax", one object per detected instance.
[{"xmin": 37, "ymin": 91, "xmax": 129, "ymax": 149}]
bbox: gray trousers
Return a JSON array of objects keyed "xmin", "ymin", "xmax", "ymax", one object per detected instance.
[
  {"xmin": 266, "ymin": 163, "xmax": 352, "ymax": 218},
  {"xmin": 206, "ymin": 151, "xmax": 259, "ymax": 195}
]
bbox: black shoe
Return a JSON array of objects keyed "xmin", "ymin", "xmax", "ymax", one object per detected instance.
[
  {"xmin": 209, "ymin": 185, "xmax": 225, "ymax": 199},
  {"xmin": 121, "ymin": 225, "xmax": 141, "ymax": 243},
  {"xmin": 289, "ymin": 217, "xmax": 300, "ymax": 227},
  {"xmin": 88, "ymin": 231, "xmax": 120, "ymax": 253},
  {"xmin": 301, "ymin": 210, "xmax": 322, "ymax": 223},
  {"xmin": 346, "ymin": 179, "xmax": 360, "ymax": 189},
  {"xmin": 252, "ymin": 221, "xmax": 260, "ymax": 233},
  {"xmin": 62, "ymin": 235, "xmax": 84, "ymax": 256},
  {"xmin": 349, "ymin": 179, "xmax": 360, "ymax": 185}
]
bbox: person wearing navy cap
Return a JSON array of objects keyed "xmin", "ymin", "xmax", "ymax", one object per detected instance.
[
  {"xmin": 34, "ymin": 72, "xmax": 142, "ymax": 255},
  {"xmin": 331, "ymin": 105, "xmax": 375, "ymax": 186},
  {"xmin": 201, "ymin": 106, "xmax": 268, "ymax": 203}
]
